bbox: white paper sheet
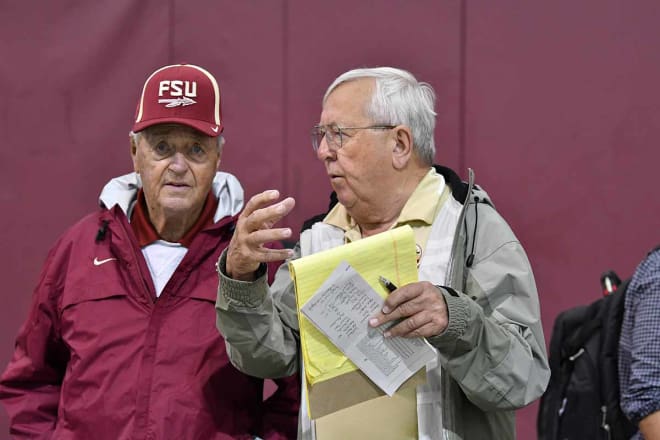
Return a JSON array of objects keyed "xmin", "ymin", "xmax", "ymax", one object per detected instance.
[{"xmin": 301, "ymin": 261, "xmax": 436, "ymax": 396}]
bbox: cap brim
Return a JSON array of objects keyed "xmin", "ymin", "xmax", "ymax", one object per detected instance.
[{"xmin": 132, "ymin": 118, "xmax": 223, "ymax": 137}]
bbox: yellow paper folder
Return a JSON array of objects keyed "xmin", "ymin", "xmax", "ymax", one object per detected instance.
[{"xmin": 289, "ymin": 225, "xmax": 420, "ymax": 419}]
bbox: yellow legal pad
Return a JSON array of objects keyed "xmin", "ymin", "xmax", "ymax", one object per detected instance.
[{"xmin": 289, "ymin": 225, "xmax": 419, "ymax": 416}]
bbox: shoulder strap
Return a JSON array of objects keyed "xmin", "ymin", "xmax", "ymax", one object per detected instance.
[{"xmin": 561, "ymin": 299, "xmax": 604, "ymax": 359}]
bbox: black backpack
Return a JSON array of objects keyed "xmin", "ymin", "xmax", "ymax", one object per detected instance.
[{"xmin": 537, "ymin": 274, "xmax": 637, "ymax": 440}]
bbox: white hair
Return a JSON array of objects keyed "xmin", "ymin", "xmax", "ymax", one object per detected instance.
[{"xmin": 323, "ymin": 67, "xmax": 437, "ymax": 165}]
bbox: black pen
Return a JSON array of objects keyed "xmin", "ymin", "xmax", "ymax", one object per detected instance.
[{"xmin": 378, "ymin": 275, "xmax": 398, "ymax": 293}]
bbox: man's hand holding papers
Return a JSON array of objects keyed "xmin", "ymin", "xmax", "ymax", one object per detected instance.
[
  {"xmin": 369, "ymin": 280, "xmax": 450, "ymax": 339},
  {"xmin": 301, "ymin": 261, "xmax": 436, "ymax": 396}
]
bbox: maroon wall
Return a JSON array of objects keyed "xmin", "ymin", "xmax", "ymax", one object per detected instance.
[
  {"xmin": 465, "ymin": 2, "xmax": 660, "ymax": 434},
  {"xmin": 1, "ymin": 1, "xmax": 659, "ymax": 438}
]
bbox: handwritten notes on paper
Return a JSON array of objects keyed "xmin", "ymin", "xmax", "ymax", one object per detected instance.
[
  {"xmin": 289, "ymin": 225, "xmax": 425, "ymax": 386},
  {"xmin": 301, "ymin": 261, "xmax": 436, "ymax": 396}
]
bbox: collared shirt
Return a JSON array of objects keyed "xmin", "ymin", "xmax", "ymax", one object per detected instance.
[
  {"xmin": 324, "ymin": 168, "xmax": 451, "ymax": 264},
  {"xmin": 619, "ymin": 248, "xmax": 660, "ymax": 438},
  {"xmin": 131, "ymin": 189, "xmax": 218, "ymax": 247},
  {"xmin": 131, "ymin": 189, "xmax": 219, "ymax": 296}
]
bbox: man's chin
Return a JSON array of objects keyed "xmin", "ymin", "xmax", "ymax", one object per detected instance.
[
  {"xmin": 160, "ymin": 199, "xmax": 195, "ymax": 215},
  {"xmin": 334, "ymin": 191, "xmax": 355, "ymax": 210}
]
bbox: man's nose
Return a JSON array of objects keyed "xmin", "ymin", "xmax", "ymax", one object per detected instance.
[
  {"xmin": 316, "ymin": 137, "xmax": 335, "ymax": 161},
  {"xmin": 168, "ymin": 152, "xmax": 188, "ymax": 172}
]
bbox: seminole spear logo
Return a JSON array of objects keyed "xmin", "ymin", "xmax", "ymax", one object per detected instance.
[{"xmin": 158, "ymin": 97, "xmax": 197, "ymax": 108}]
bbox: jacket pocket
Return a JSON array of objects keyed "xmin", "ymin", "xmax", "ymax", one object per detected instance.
[
  {"xmin": 59, "ymin": 283, "xmax": 137, "ymax": 347},
  {"xmin": 60, "ymin": 284, "xmax": 129, "ymax": 310}
]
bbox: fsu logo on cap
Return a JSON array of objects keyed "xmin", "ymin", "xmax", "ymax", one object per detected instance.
[{"xmin": 158, "ymin": 80, "xmax": 198, "ymax": 108}]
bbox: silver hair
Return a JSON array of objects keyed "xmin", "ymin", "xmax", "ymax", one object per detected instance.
[
  {"xmin": 130, "ymin": 128, "xmax": 225, "ymax": 152},
  {"xmin": 323, "ymin": 67, "xmax": 437, "ymax": 165}
]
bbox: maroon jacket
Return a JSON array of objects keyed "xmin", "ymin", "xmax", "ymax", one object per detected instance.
[{"xmin": 0, "ymin": 205, "xmax": 299, "ymax": 439}]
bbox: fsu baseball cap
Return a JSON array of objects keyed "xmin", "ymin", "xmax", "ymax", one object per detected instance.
[{"xmin": 132, "ymin": 63, "xmax": 223, "ymax": 137}]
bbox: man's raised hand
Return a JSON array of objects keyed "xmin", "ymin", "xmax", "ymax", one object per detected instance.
[{"xmin": 226, "ymin": 190, "xmax": 295, "ymax": 281}]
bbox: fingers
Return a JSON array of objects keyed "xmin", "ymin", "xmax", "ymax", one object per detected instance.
[
  {"xmin": 226, "ymin": 190, "xmax": 296, "ymax": 280},
  {"xmin": 241, "ymin": 189, "xmax": 282, "ymax": 217},
  {"xmin": 248, "ymin": 228, "xmax": 292, "ymax": 246},
  {"xmin": 241, "ymin": 190, "xmax": 295, "ymax": 229},
  {"xmin": 368, "ymin": 281, "xmax": 448, "ymax": 338},
  {"xmin": 382, "ymin": 312, "xmax": 445, "ymax": 339}
]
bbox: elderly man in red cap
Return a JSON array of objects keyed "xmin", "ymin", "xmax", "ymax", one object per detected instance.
[{"xmin": 0, "ymin": 64, "xmax": 299, "ymax": 440}]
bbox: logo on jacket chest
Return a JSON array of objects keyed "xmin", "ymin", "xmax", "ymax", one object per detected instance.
[{"xmin": 93, "ymin": 257, "xmax": 117, "ymax": 266}]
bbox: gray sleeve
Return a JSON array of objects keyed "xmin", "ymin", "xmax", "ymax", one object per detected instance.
[
  {"xmin": 428, "ymin": 211, "xmax": 550, "ymax": 411},
  {"xmin": 215, "ymin": 246, "xmax": 301, "ymax": 379}
]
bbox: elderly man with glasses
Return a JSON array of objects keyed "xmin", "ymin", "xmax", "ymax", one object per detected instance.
[{"xmin": 215, "ymin": 67, "xmax": 550, "ymax": 439}]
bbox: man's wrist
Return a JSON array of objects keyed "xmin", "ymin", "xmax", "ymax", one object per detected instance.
[
  {"xmin": 225, "ymin": 252, "xmax": 260, "ymax": 281},
  {"xmin": 216, "ymin": 250, "xmax": 269, "ymax": 309},
  {"xmin": 217, "ymin": 250, "xmax": 267, "ymax": 281},
  {"xmin": 427, "ymin": 286, "xmax": 469, "ymax": 344}
]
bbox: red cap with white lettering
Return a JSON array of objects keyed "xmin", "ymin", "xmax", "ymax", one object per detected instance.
[{"xmin": 132, "ymin": 63, "xmax": 223, "ymax": 136}]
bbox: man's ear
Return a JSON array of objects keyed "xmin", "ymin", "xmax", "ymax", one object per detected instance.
[
  {"xmin": 215, "ymin": 136, "xmax": 224, "ymax": 170},
  {"xmin": 392, "ymin": 126, "xmax": 414, "ymax": 169},
  {"xmin": 130, "ymin": 134, "xmax": 139, "ymax": 173}
]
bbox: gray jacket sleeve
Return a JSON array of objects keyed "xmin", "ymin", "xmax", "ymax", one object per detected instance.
[
  {"xmin": 428, "ymin": 204, "xmax": 550, "ymax": 411},
  {"xmin": 215, "ymin": 245, "xmax": 301, "ymax": 379}
]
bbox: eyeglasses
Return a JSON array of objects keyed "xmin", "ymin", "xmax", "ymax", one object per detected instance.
[{"xmin": 311, "ymin": 124, "xmax": 396, "ymax": 152}]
